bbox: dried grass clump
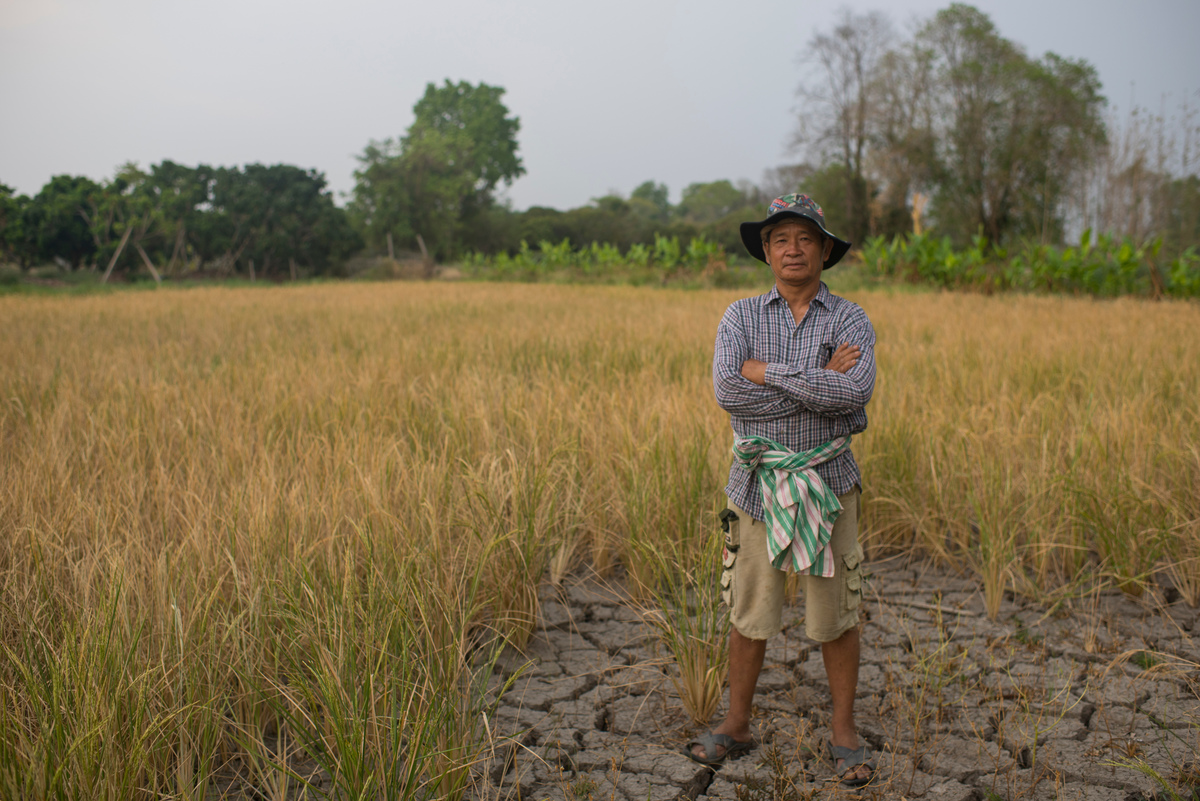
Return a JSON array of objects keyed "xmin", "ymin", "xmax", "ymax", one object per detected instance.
[{"xmin": 859, "ymin": 291, "xmax": 1200, "ymax": 613}]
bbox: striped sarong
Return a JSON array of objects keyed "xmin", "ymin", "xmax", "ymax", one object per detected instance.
[{"xmin": 732, "ymin": 435, "xmax": 851, "ymax": 577}]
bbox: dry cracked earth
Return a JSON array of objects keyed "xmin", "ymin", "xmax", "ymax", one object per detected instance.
[
  {"xmin": 206, "ymin": 556, "xmax": 1200, "ymax": 800},
  {"xmin": 476, "ymin": 556, "xmax": 1200, "ymax": 801}
]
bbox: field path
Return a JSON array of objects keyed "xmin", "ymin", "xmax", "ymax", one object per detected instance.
[{"xmin": 480, "ymin": 558, "xmax": 1200, "ymax": 800}]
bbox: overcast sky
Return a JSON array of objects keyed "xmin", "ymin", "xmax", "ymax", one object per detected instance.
[{"xmin": 2, "ymin": 0, "xmax": 1198, "ymax": 211}]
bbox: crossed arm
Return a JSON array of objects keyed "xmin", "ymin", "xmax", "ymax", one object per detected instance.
[
  {"xmin": 739, "ymin": 342, "xmax": 860, "ymax": 383},
  {"xmin": 712, "ymin": 307, "xmax": 877, "ymax": 420}
]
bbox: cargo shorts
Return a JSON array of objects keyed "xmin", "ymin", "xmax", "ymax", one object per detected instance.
[{"xmin": 720, "ymin": 489, "xmax": 863, "ymax": 642}]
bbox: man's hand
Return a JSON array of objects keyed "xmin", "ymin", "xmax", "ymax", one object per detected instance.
[
  {"xmin": 740, "ymin": 358, "xmax": 767, "ymax": 385},
  {"xmin": 825, "ymin": 343, "xmax": 860, "ymax": 374}
]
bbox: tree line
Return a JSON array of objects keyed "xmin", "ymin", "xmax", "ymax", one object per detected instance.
[
  {"xmin": 2, "ymin": 3, "xmax": 1197, "ymax": 283},
  {"xmin": 0, "ymin": 163, "xmax": 360, "ymax": 281}
]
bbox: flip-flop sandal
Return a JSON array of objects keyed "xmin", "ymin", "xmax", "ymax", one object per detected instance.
[
  {"xmin": 830, "ymin": 744, "xmax": 876, "ymax": 787},
  {"xmin": 684, "ymin": 733, "xmax": 756, "ymax": 766}
]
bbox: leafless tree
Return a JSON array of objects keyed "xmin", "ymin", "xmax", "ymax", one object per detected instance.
[
  {"xmin": 792, "ymin": 8, "xmax": 894, "ymax": 243},
  {"xmin": 867, "ymin": 40, "xmax": 938, "ymax": 236},
  {"xmin": 1067, "ymin": 96, "xmax": 1200, "ymax": 255}
]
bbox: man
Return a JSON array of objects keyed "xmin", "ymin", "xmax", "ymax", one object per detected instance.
[{"xmin": 689, "ymin": 194, "xmax": 876, "ymax": 787}]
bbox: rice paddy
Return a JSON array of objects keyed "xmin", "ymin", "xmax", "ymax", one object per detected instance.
[{"xmin": 1, "ymin": 280, "xmax": 1196, "ymax": 797}]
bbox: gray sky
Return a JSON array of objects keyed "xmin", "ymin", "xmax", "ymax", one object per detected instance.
[{"xmin": 2, "ymin": 0, "xmax": 1198, "ymax": 211}]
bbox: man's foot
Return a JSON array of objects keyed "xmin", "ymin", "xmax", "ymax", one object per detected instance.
[
  {"xmin": 830, "ymin": 743, "xmax": 875, "ymax": 787},
  {"xmin": 685, "ymin": 731, "xmax": 755, "ymax": 766}
]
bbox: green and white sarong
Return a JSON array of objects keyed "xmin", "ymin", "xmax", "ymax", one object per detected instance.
[{"xmin": 732, "ymin": 435, "xmax": 851, "ymax": 577}]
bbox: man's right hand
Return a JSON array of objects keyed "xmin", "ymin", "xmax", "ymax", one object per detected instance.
[{"xmin": 825, "ymin": 343, "xmax": 860, "ymax": 374}]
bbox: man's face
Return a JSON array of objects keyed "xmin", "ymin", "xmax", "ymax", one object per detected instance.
[{"xmin": 763, "ymin": 218, "xmax": 833, "ymax": 289}]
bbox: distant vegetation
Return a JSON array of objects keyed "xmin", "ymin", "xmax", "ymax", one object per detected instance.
[
  {"xmin": 860, "ymin": 230, "xmax": 1200, "ymax": 298},
  {"xmin": 1, "ymin": 2, "xmax": 1197, "ymax": 296},
  {"xmin": 0, "ymin": 163, "xmax": 360, "ymax": 282}
]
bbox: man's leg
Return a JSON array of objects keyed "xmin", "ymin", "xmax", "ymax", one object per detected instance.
[
  {"xmin": 822, "ymin": 625, "xmax": 868, "ymax": 782},
  {"xmin": 809, "ymin": 490, "xmax": 869, "ymax": 782},
  {"xmin": 691, "ymin": 627, "xmax": 763, "ymax": 760},
  {"xmin": 691, "ymin": 501, "xmax": 782, "ymax": 761}
]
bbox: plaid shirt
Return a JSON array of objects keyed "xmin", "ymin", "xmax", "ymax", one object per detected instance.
[{"xmin": 713, "ymin": 282, "xmax": 876, "ymax": 521}]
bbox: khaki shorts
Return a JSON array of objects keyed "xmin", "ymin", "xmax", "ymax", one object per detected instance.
[{"xmin": 720, "ymin": 489, "xmax": 863, "ymax": 642}]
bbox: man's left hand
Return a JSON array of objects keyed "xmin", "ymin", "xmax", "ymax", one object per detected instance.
[
  {"xmin": 740, "ymin": 359, "xmax": 767, "ymax": 385},
  {"xmin": 825, "ymin": 343, "xmax": 861, "ymax": 374}
]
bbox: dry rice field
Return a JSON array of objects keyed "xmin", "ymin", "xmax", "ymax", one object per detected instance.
[{"xmin": 1, "ymin": 281, "xmax": 1197, "ymax": 798}]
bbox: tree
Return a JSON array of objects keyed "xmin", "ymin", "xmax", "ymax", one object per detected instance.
[
  {"xmin": 395, "ymin": 126, "xmax": 479, "ymax": 261},
  {"xmin": 408, "ymin": 80, "xmax": 523, "ymax": 202},
  {"xmin": 24, "ymin": 175, "xmax": 103, "ymax": 269},
  {"xmin": 348, "ymin": 138, "xmax": 413, "ymax": 253},
  {"xmin": 17, "ymin": 166, "xmax": 172, "ymax": 280},
  {"xmin": 144, "ymin": 160, "xmax": 216, "ymax": 274},
  {"xmin": 678, "ymin": 180, "xmax": 751, "ymax": 224},
  {"xmin": 789, "ymin": 4, "xmax": 1108, "ymax": 247},
  {"xmin": 591, "ymin": 194, "xmax": 630, "ymax": 216},
  {"xmin": 917, "ymin": 4, "xmax": 1106, "ymax": 245},
  {"xmin": 0, "ymin": 184, "xmax": 32, "ymax": 268},
  {"xmin": 86, "ymin": 163, "xmax": 162, "ymax": 283},
  {"xmin": 1067, "ymin": 100, "xmax": 1200, "ymax": 255},
  {"xmin": 792, "ymin": 9, "xmax": 893, "ymax": 244},
  {"xmin": 350, "ymin": 80, "xmax": 524, "ymax": 260},
  {"xmin": 630, "ymin": 181, "xmax": 671, "ymax": 221},
  {"xmin": 869, "ymin": 41, "xmax": 939, "ymax": 238},
  {"xmin": 6, "ymin": 163, "xmax": 358, "ymax": 279},
  {"xmin": 1164, "ymin": 174, "xmax": 1200, "ymax": 257},
  {"xmin": 204, "ymin": 164, "xmax": 359, "ymax": 278}
]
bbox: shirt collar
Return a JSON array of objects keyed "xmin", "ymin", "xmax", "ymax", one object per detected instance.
[{"xmin": 761, "ymin": 281, "xmax": 833, "ymax": 309}]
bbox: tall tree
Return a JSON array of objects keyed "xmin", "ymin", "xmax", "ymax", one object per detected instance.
[
  {"xmin": 792, "ymin": 9, "xmax": 893, "ymax": 244},
  {"xmin": 408, "ymin": 80, "xmax": 524, "ymax": 203},
  {"xmin": 350, "ymin": 80, "xmax": 524, "ymax": 260},
  {"xmin": 869, "ymin": 41, "xmax": 939, "ymax": 237},
  {"xmin": 918, "ymin": 4, "xmax": 1106, "ymax": 244},
  {"xmin": 394, "ymin": 126, "xmax": 481, "ymax": 261}
]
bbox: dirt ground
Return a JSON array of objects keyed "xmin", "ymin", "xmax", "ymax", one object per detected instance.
[{"xmin": 476, "ymin": 556, "xmax": 1200, "ymax": 801}]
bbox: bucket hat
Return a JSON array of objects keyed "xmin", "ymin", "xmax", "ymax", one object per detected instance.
[{"xmin": 739, "ymin": 193, "xmax": 851, "ymax": 268}]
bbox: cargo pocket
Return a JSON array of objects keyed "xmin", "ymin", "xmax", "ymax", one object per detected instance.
[
  {"xmin": 842, "ymin": 547, "xmax": 863, "ymax": 612},
  {"xmin": 719, "ymin": 509, "xmax": 739, "ymax": 608}
]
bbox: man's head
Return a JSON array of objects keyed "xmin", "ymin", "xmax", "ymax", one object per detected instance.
[
  {"xmin": 760, "ymin": 218, "xmax": 833, "ymax": 289},
  {"xmin": 739, "ymin": 193, "xmax": 851, "ymax": 269}
]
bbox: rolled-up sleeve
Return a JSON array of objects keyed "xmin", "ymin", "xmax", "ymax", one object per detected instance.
[{"xmin": 761, "ymin": 311, "xmax": 876, "ymax": 416}]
